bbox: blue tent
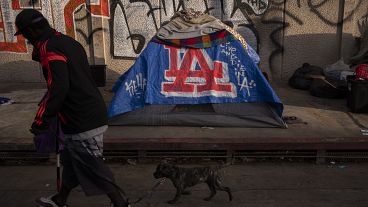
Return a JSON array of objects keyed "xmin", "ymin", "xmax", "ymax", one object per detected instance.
[
  {"xmin": 108, "ymin": 9, "xmax": 285, "ymax": 128},
  {"xmin": 108, "ymin": 38, "xmax": 285, "ymax": 128}
]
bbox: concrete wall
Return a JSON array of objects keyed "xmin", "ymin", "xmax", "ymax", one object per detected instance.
[{"xmin": 0, "ymin": 0, "xmax": 367, "ymax": 83}]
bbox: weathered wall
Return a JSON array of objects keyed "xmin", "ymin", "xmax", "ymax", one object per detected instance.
[{"xmin": 0, "ymin": 0, "xmax": 367, "ymax": 83}]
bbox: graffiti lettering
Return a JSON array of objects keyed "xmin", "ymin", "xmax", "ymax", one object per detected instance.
[
  {"xmin": 308, "ymin": 0, "xmax": 363, "ymax": 26},
  {"xmin": 231, "ymin": 0, "xmax": 269, "ymax": 17},
  {"xmin": 110, "ymin": 0, "xmax": 158, "ymax": 58},
  {"xmin": 125, "ymin": 72, "xmax": 147, "ymax": 97},
  {"xmin": 64, "ymin": 0, "xmax": 109, "ymax": 38},
  {"xmin": 220, "ymin": 43, "xmax": 255, "ymax": 96}
]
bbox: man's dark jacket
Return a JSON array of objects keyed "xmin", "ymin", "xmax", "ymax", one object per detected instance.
[{"xmin": 32, "ymin": 29, "xmax": 107, "ymax": 134}]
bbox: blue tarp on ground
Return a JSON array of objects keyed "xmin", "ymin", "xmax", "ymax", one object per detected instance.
[
  {"xmin": 108, "ymin": 40, "xmax": 283, "ymax": 118},
  {"xmin": 0, "ymin": 97, "xmax": 13, "ymax": 105}
]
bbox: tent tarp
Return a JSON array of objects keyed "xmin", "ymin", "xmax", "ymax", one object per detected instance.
[
  {"xmin": 109, "ymin": 103, "xmax": 286, "ymax": 128},
  {"xmin": 108, "ymin": 40, "xmax": 283, "ymax": 120}
]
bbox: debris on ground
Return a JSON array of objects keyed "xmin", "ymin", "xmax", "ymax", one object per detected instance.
[
  {"xmin": 283, "ymin": 116, "xmax": 308, "ymax": 124},
  {"xmin": 201, "ymin": 126, "xmax": 215, "ymax": 129},
  {"xmin": 0, "ymin": 97, "xmax": 13, "ymax": 106},
  {"xmin": 127, "ymin": 159, "xmax": 137, "ymax": 165},
  {"xmin": 361, "ymin": 129, "xmax": 368, "ymax": 136}
]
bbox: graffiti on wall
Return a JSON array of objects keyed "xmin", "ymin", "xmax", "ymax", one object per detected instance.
[
  {"xmin": 260, "ymin": 0, "xmax": 365, "ymax": 72},
  {"xmin": 109, "ymin": 0, "xmax": 270, "ymax": 59},
  {"xmin": 0, "ymin": 0, "xmax": 109, "ymax": 53},
  {"xmin": 0, "ymin": 0, "xmax": 367, "ymax": 77},
  {"xmin": 0, "ymin": 0, "xmax": 27, "ymax": 53},
  {"xmin": 64, "ymin": 0, "xmax": 109, "ymax": 38},
  {"xmin": 107, "ymin": 0, "xmax": 366, "ymax": 63},
  {"xmin": 0, "ymin": 0, "xmax": 267, "ymax": 55}
]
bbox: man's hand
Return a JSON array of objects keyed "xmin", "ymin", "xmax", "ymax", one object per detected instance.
[{"xmin": 30, "ymin": 122, "xmax": 49, "ymax": 135}]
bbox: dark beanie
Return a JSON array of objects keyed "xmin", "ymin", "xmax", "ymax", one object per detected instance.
[{"xmin": 14, "ymin": 9, "xmax": 48, "ymax": 36}]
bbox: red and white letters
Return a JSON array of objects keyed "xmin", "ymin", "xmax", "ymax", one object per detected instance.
[{"xmin": 161, "ymin": 45, "xmax": 236, "ymax": 98}]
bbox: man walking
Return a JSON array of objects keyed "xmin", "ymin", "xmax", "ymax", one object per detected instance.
[{"xmin": 15, "ymin": 9, "xmax": 129, "ymax": 207}]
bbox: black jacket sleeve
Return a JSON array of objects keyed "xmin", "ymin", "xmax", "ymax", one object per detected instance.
[{"xmin": 33, "ymin": 48, "xmax": 69, "ymax": 127}]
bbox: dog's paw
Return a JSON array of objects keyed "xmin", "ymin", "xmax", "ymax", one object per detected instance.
[
  {"xmin": 182, "ymin": 190, "xmax": 191, "ymax": 195},
  {"xmin": 167, "ymin": 200, "xmax": 177, "ymax": 204}
]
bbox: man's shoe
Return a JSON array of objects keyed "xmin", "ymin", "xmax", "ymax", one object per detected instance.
[{"xmin": 35, "ymin": 194, "xmax": 67, "ymax": 207}]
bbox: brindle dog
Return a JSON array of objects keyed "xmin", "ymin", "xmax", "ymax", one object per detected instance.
[{"xmin": 153, "ymin": 161, "xmax": 233, "ymax": 204}]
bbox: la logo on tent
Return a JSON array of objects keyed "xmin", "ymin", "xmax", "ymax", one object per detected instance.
[{"xmin": 162, "ymin": 45, "xmax": 236, "ymax": 98}]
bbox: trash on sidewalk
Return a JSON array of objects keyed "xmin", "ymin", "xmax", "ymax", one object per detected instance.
[
  {"xmin": 360, "ymin": 129, "xmax": 368, "ymax": 136},
  {"xmin": 201, "ymin": 126, "xmax": 215, "ymax": 130},
  {"xmin": 329, "ymin": 162, "xmax": 348, "ymax": 169},
  {"xmin": 347, "ymin": 75, "xmax": 368, "ymax": 113},
  {"xmin": 324, "ymin": 58, "xmax": 353, "ymax": 88},
  {"xmin": 283, "ymin": 116, "xmax": 307, "ymax": 125},
  {"xmin": 289, "ymin": 63, "xmax": 324, "ymax": 90},
  {"xmin": 0, "ymin": 97, "xmax": 13, "ymax": 106},
  {"xmin": 309, "ymin": 76, "xmax": 347, "ymax": 99},
  {"xmin": 127, "ymin": 159, "xmax": 137, "ymax": 165}
]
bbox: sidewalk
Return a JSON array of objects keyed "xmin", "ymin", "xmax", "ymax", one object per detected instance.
[
  {"xmin": 1, "ymin": 82, "xmax": 368, "ymax": 151},
  {"xmin": 0, "ymin": 162, "xmax": 367, "ymax": 207}
]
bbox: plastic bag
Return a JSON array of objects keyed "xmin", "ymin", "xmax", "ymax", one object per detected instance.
[
  {"xmin": 33, "ymin": 118, "xmax": 64, "ymax": 153},
  {"xmin": 324, "ymin": 59, "xmax": 352, "ymax": 87}
]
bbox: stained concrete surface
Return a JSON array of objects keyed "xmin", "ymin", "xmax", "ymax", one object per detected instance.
[
  {"xmin": 0, "ymin": 163, "xmax": 367, "ymax": 207},
  {"xmin": 0, "ymin": 82, "xmax": 367, "ymax": 148}
]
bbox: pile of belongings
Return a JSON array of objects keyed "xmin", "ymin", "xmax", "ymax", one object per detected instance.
[
  {"xmin": 347, "ymin": 18, "xmax": 368, "ymax": 112},
  {"xmin": 289, "ymin": 59, "xmax": 355, "ymax": 99},
  {"xmin": 107, "ymin": 9, "xmax": 286, "ymax": 128},
  {"xmin": 289, "ymin": 18, "xmax": 368, "ymax": 99},
  {"xmin": 347, "ymin": 64, "xmax": 368, "ymax": 113}
]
